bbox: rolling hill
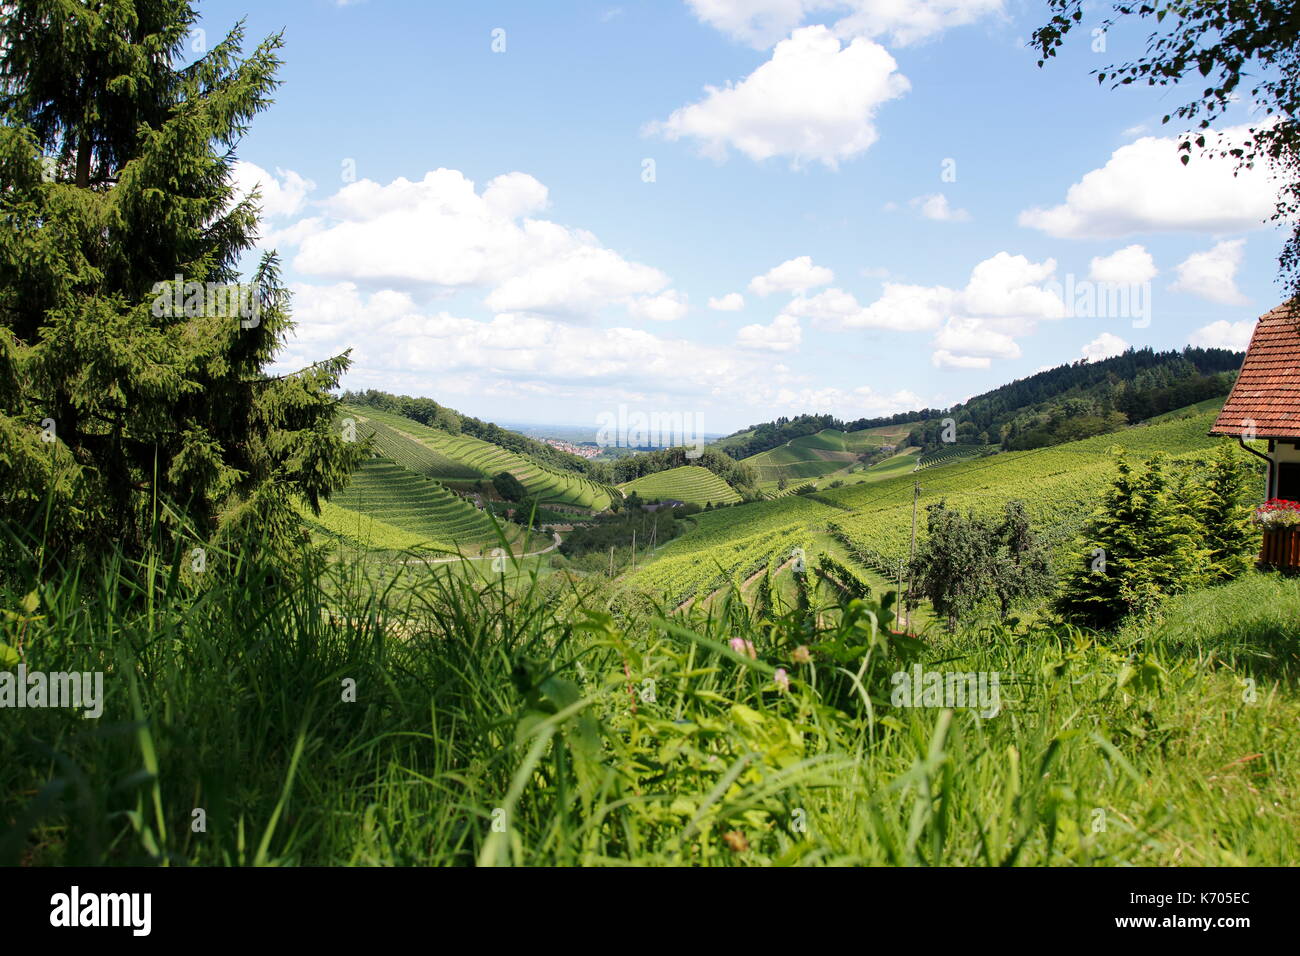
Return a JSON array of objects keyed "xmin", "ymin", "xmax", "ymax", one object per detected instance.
[
  {"xmin": 621, "ymin": 404, "xmax": 1244, "ymax": 607},
  {"xmin": 618, "ymin": 465, "xmax": 742, "ymax": 506},
  {"xmin": 347, "ymin": 405, "xmax": 616, "ymax": 511},
  {"xmin": 742, "ymin": 423, "xmax": 912, "ymax": 486},
  {"xmin": 304, "ymin": 457, "xmax": 529, "ymax": 554}
]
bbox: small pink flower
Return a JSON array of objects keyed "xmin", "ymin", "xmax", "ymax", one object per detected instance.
[
  {"xmin": 774, "ymin": 668, "xmax": 790, "ymax": 692},
  {"xmin": 729, "ymin": 637, "xmax": 756, "ymax": 659}
]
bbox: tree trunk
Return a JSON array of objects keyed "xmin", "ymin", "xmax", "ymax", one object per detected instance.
[{"xmin": 75, "ymin": 134, "xmax": 92, "ymax": 189}]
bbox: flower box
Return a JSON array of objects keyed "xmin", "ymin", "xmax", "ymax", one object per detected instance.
[
  {"xmin": 1253, "ymin": 500, "xmax": 1300, "ymax": 569},
  {"xmin": 1260, "ymin": 527, "xmax": 1300, "ymax": 569}
]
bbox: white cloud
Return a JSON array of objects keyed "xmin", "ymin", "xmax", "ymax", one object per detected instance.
[
  {"xmin": 646, "ymin": 26, "xmax": 909, "ymax": 169},
  {"xmin": 1081, "ymin": 332, "xmax": 1129, "ymax": 362},
  {"xmin": 484, "ymin": 240, "xmax": 668, "ymax": 315},
  {"xmin": 788, "ymin": 283, "xmax": 953, "ymax": 331},
  {"xmin": 282, "ymin": 282, "xmax": 758, "ymax": 401},
  {"xmin": 749, "ymin": 255, "xmax": 834, "ymax": 295},
  {"xmin": 737, "ymin": 313, "xmax": 803, "ymax": 352},
  {"xmin": 960, "ymin": 252, "xmax": 1063, "ymax": 329},
  {"xmin": 934, "ymin": 317, "xmax": 1021, "ymax": 359},
  {"xmin": 279, "ymin": 281, "xmax": 930, "ymax": 427},
  {"xmin": 794, "ymin": 252, "xmax": 1066, "ymax": 366},
  {"xmin": 796, "ymin": 253, "xmax": 1065, "ymax": 339},
  {"xmin": 910, "ymin": 193, "xmax": 970, "ymax": 222},
  {"xmin": 232, "ymin": 161, "xmax": 315, "ymax": 219},
  {"xmin": 1170, "ymin": 239, "xmax": 1249, "ymax": 305},
  {"xmin": 280, "ymin": 169, "xmax": 671, "ymax": 318},
  {"xmin": 831, "ymin": 0, "xmax": 1004, "ymax": 47},
  {"xmin": 1088, "ymin": 244, "xmax": 1157, "ymax": 284},
  {"xmin": 482, "ymin": 170, "xmax": 551, "ymax": 219},
  {"xmin": 765, "ymin": 383, "xmax": 926, "ymax": 417},
  {"xmin": 627, "ymin": 289, "xmax": 690, "ymax": 321},
  {"xmin": 1018, "ymin": 125, "xmax": 1278, "ymax": 238},
  {"xmin": 1190, "ymin": 318, "xmax": 1254, "ymax": 351},
  {"xmin": 932, "ymin": 350, "xmax": 990, "ymax": 369},
  {"xmin": 708, "ymin": 292, "xmax": 746, "ymax": 311},
  {"xmin": 684, "ymin": 0, "xmax": 1004, "ymax": 49}
]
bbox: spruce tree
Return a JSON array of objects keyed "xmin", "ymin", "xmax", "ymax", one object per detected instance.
[
  {"xmin": 1196, "ymin": 443, "xmax": 1261, "ymax": 581},
  {"xmin": 1055, "ymin": 455, "xmax": 1208, "ymax": 629},
  {"xmin": 0, "ymin": 2, "xmax": 363, "ymax": 565}
]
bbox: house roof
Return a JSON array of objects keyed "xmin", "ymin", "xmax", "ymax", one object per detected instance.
[{"xmin": 1210, "ymin": 301, "xmax": 1300, "ymax": 439}]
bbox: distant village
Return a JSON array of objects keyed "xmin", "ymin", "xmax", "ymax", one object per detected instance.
[{"xmin": 542, "ymin": 438, "xmax": 603, "ymax": 459}]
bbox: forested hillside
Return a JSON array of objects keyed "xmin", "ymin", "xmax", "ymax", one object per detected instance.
[
  {"xmin": 718, "ymin": 409, "xmax": 939, "ymax": 459},
  {"xmin": 907, "ymin": 347, "xmax": 1241, "ymax": 452},
  {"xmin": 717, "ymin": 348, "xmax": 1241, "ymax": 461}
]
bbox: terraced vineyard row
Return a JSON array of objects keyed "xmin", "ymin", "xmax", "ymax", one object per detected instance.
[
  {"xmin": 763, "ymin": 481, "xmax": 817, "ymax": 500},
  {"xmin": 915, "ymin": 444, "xmax": 991, "ymax": 470},
  {"xmin": 319, "ymin": 458, "xmax": 508, "ymax": 552},
  {"xmin": 301, "ymin": 501, "xmax": 435, "ymax": 552},
  {"xmin": 632, "ymin": 408, "xmax": 1234, "ymax": 602},
  {"xmin": 621, "ymin": 523, "xmax": 809, "ymax": 608},
  {"xmin": 347, "ymin": 406, "xmax": 615, "ymax": 511},
  {"xmin": 619, "ymin": 465, "xmax": 741, "ymax": 506},
  {"xmin": 362, "ymin": 418, "xmax": 481, "ymax": 479},
  {"xmin": 819, "ymin": 409, "xmax": 1234, "ymax": 572},
  {"xmin": 646, "ymin": 492, "xmax": 841, "ymax": 558},
  {"xmin": 743, "ymin": 426, "xmax": 902, "ymax": 485}
]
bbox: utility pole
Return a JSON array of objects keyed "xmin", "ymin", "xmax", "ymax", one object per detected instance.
[
  {"xmin": 609, "ymin": 545, "xmax": 614, "ymax": 577},
  {"xmin": 905, "ymin": 480, "xmax": 919, "ymax": 630},
  {"xmin": 632, "ymin": 529, "xmax": 636, "ymax": 571}
]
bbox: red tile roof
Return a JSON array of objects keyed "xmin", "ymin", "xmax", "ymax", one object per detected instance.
[{"xmin": 1211, "ymin": 301, "xmax": 1300, "ymax": 439}]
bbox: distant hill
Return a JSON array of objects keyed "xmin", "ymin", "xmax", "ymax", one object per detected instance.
[
  {"xmin": 619, "ymin": 465, "xmax": 742, "ymax": 507},
  {"xmin": 908, "ymin": 346, "xmax": 1241, "ymax": 453},
  {"xmin": 717, "ymin": 411, "xmax": 936, "ymax": 460},
  {"xmin": 342, "ymin": 388, "xmax": 600, "ymax": 477},
  {"xmin": 742, "ymin": 423, "xmax": 911, "ymax": 487},
  {"xmin": 718, "ymin": 346, "xmax": 1242, "ymax": 460},
  {"xmin": 302, "ymin": 457, "xmax": 529, "ymax": 555},
  {"xmin": 622, "ymin": 404, "xmax": 1238, "ymax": 609},
  {"xmin": 346, "ymin": 406, "xmax": 616, "ymax": 511}
]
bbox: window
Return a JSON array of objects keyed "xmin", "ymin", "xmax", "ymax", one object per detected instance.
[{"xmin": 1277, "ymin": 462, "xmax": 1300, "ymax": 502}]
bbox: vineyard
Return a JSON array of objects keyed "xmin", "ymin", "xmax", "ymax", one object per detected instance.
[
  {"xmin": 347, "ymin": 406, "xmax": 615, "ymax": 511},
  {"xmin": 742, "ymin": 425, "xmax": 903, "ymax": 485},
  {"xmin": 628, "ymin": 406, "xmax": 1242, "ymax": 602},
  {"xmin": 359, "ymin": 416, "xmax": 481, "ymax": 480},
  {"xmin": 313, "ymin": 457, "xmax": 524, "ymax": 554},
  {"xmin": 915, "ymin": 444, "xmax": 992, "ymax": 470},
  {"xmin": 819, "ymin": 408, "xmax": 1241, "ymax": 574},
  {"xmin": 618, "ymin": 465, "xmax": 742, "ymax": 506},
  {"xmin": 856, "ymin": 449, "xmax": 921, "ymax": 482},
  {"xmin": 300, "ymin": 500, "xmax": 436, "ymax": 552},
  {"xmin": 618, "ymin": 523, "xmax": 810, "ymax": 608}
]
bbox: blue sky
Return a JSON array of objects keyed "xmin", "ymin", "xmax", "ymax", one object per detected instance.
[{"xmin": 201, "ymin": 0, "xmax": 1286, "ymax": 433}]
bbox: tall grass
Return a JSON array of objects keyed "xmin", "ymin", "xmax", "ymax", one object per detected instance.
[{"xmin": 2, "ymin": 530, "xmax": 1296, "ymax": 866}]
